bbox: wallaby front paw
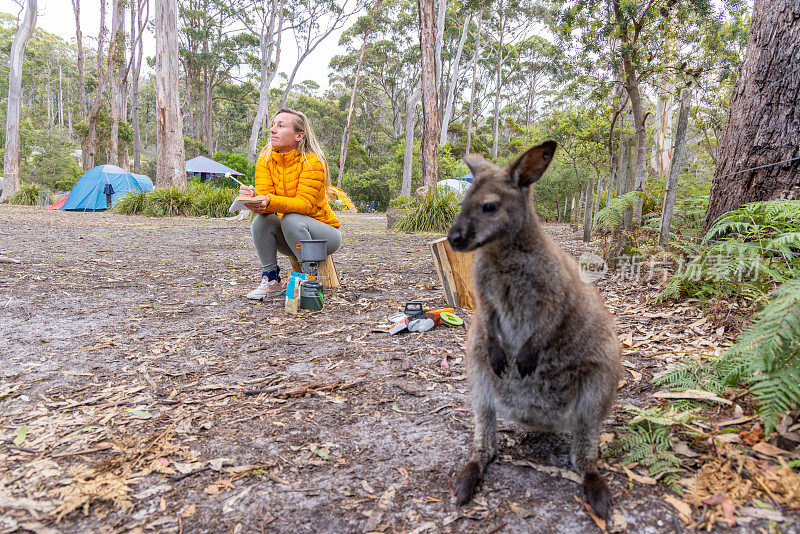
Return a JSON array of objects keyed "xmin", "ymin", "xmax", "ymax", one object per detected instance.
[
  {"xmin": 582, "ymin": 471, "xmax": 613, "ymax": 520},
  {"xmin": 454, "ymin": 461, "xmax": 481, "ymax": 506},
  {"xmin": 516, "ymin": 338, "xmax": 539, "ymax": 377},
  {"xmin": 487, "ymin": 339, "xmax": 507, "ymax": 377}
]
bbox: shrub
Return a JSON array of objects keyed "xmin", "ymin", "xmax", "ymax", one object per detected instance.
[
  {"xmin": 388, "ymin": 196, "xmax": 415, "ymax": 210},
  {"xmin": 213, "ymin": 152, "xmax": 255, "ymax": 184},
  {"xmin": 655, "ymin": 276, "xmax": 800, "ymax": 435},
  {"xmin": 9, "ymin": 183, "xmax": 45, "ymax": 205},
  {"xmin": 144, "ymin": 186, "xmax": 192, "ymax": 217},
  {"xmin": 342, "ymin": 166, "xmax": 396, "ymax": 211},
  {"xmin": 395, "ymin": 188, "xmax": 461, "ymax": 233},
  {"xmin": 112, "ymin": 190, "xmax": 149, "ymax": 215},
  {"xmin": 661, "ymin": 201, "xmax": 800, "ymax": 303},
  {"xmin": 110, "ymin": 183, "xmax": 236, "ymax": 218},
  {"xmin": 188, "ymin": 182, "xmax": 237, "ymax": 218}
]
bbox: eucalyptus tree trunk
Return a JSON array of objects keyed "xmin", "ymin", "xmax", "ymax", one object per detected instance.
[
  {"xmin": 439, "ymin": 13, "xmax": 471, "ymax": 146},
  {"xmin": 86, "ymin": 0, "xmax": 108, "ymax": 170},
  {"xmin": 71, "ymin": 0, "xmax": 87, "ymax": 128},
  {"xmin": 130, "ymin": 0, "xmax": 148, "ymax": 173},
  {"xmin": 337, "ymin": 31, "xmax": 370, "ymax": 187},
  {"xmin": 651, "ymin": 79, "xmax": 674, "ymax": 176},
  {"xmin": 108, "ymin": 0, "xmax": 125, "ymax": 168},
  {"xmin": 465, "ymin": 15, "xmax": 481, "ymax": 155},
  {"xmin": 434, "ymin": 0, "xmax": 446, "ymax": 92},
  {"xmin": 156, "ymin": 0, "xmax": 186, "ymax": 188},
  {"xmin": 659, "ymin": 88, "xmax": 691, "ymax": 245},
  {"xmin": 401, "ymin": 87, "xmax": 422, "ymax": 196},
  {"xmin": 67, "ymin": 78, "xmax": 73, "ymax": 138},
  {"xmin": 58, "ymin": 62, "xmax": 64, "ymax": 128},
  {"xmin": 491, "ymin": 1, "xmax": 506, "ymax": 159},
  {"xmin": 621, "ymin": 51, "xmax": 647, "ymax": 224},
  {"xmin": 1, "ymin": 0, "xmax": 37, "ymax": 203},
  {"xmin": 705, "ymin": 0, "xmax": 800, "ymax": 230},
  {"xmin": 419, "ymin": 0, "xmax": 439, "ymax": 190},
  {"xmin": 247, "ymin": 0, "xmax": 284, "ymax": 164}
]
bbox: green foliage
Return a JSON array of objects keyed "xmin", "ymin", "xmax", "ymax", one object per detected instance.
[
  {"xmin": 395, "ymin": 189, "xmax": 461, "ymax": 233},
  {"xmin": 342, "ymin": 165, "xmax": 396, "ymax": 212},
  {"xmin": 112, "ymin": 190, "xmax": 149, "ymax": 215},
  {"xmin": 9, "ymin": 183, "xmax": 45, "ymax": 205},
  {"xmin": 54, "ymin": 175, "xmax": 79, "ymax": 192},
  {"xmin": 594, "ymin": 191, "xmax": 641, "ymax": 232},
  {"xmin": 110, "ymin": 183, "xmax": 236, "ymax": 218},
  {"xmin": 654, "ymin": 277, "xmax": 800, "ymax": 435},
  {"xmin": 19, "ymin": 126, "xmax": 80, "ymax": 191},
  {"xmin": 388, "ymin": 195, "xmax": 415, "ymax": 210},
  {"xmin": 609, "ymin": 405, "xmax": 699, "ymax": 494},
  {"xmin": 661, "ymin": 201, "xmax": 800, "ymax": 303},
  {"xmin": 143, "ymin": 187, "xmax": 193, "ymax": 217},
  {"xmin": 185, "ymin": 137, "xmax": 210, "ymax": 159},
  {"xmin": 719, "ymin": 277, "xmax": 800, "ymax": 434},
  {"xmin": 187, "ymin": 182, "xmax": 237, "ymax": 218},
  {"xmin": 213, "ymin": 151, "xmax": 255, "ymax": 184},
  {"xmin": 654, "ymin": 356, "xmax": 726, "ymax": 396}
]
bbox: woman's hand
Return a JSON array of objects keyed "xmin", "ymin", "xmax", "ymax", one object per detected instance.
[
  {"xmin": 239, "ymin": 185, "xmax": 257, "ymax": 197},
  {"xmin": 245, "ymin": 196, "xmax": 271, "ymax": 214}
]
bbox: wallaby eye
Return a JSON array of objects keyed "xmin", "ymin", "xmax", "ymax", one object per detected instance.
[{"xmin": 482, "ymin": 202, "xmax": 498, "ymax": 214}]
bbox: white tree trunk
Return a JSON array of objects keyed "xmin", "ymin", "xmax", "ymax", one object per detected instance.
[
  {"xmin": 1, "ymin": 0, "xmax": 37, "ymax": 203},
  {"xmin": 58, "ymin": 62, "xmax": 64, "ymax": 128},
  {"xmin": 651, "ymin": 79, "xmax": 674, "ymax": 176},
  {"xmin": 434, "ymin": 0, "xmax": 447, "ymax": 88},
  {"xmin": 439, "ymin": 13, "xmax": 470, "ymax": 146},
  {"xmin": 86, "ymin": 0, "xmax": 108, "ymax": 171},
  {"xmin": 465, "ymin": 15, "xmax": 481, "ymax": 155},
  {"xmin": 491, "ymin": 9, "xmax": 505, "ymax": 159},
  {"xmin": 247, "ymin": 0, "xmax": 283, "ymax": 164},
  {"xmin": 108, "ymin": 0, "xmax": 125, "ymax": 167},
  {"xmin": 130, "ymin": 0, "xmax": 148, "ymax": 173},
  {"xmin": 337, "ymin": 32, "xmax": 370, "ymax": 187},
  {"xmin": 659, "ymin": 89, "xmax": 691, "ymax": 245},
  {"xmin": 401, "ymin": 87, "xmax": 421, "ymax": 196},
  {"xmin": 156, "ymin": 0, "xmax": 186, "ymax": 188}
]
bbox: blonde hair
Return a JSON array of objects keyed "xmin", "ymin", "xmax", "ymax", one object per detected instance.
[{"xmin": 261, "ymin": 108, "xmax": 332, "ymax": 193}]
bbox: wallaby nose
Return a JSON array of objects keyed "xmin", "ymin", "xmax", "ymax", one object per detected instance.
[{"xmin": 448, "ymin": 224, "xmax": 468, "ymax": 251}]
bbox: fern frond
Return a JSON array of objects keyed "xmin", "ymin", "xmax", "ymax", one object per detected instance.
[
  {"xmin": 720, "ymin": 277, "xmax": 800, "ymax": 434},
  {"xmin": 595, "ymin": 191, "xmax": 641, "ymax": 231}
]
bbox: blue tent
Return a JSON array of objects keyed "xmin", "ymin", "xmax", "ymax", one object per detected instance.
[
  {"xmin": 455, "ymin": 172, "xmax": 473, "ymax": 183},
  {"xmin": 61, "ymin": 165, "xmax": 154, "ymax": 211}
]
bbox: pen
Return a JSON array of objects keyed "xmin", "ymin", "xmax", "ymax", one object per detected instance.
[{"xmin": 226, "ymin": 173, "xmax": 248, "ymax": 189}]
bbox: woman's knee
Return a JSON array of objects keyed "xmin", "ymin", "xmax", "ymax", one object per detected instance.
[{"xmin": 251, "ymin": 213, "xmax": 279, "ymax": 237}]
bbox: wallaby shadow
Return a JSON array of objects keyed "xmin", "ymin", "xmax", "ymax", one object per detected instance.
[{"xmin": 499, "ymin": 428, "xmax": 573, "ymax": 471}]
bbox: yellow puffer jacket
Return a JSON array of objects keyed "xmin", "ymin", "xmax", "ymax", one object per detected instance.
[{"xmin": 254, "ymin": 148, "xmax": 340, "ymax": 228}]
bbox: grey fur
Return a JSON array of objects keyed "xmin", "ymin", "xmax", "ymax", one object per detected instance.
[{"xmin": 447, "ymin": 141, "xmax": 622, "ymax": 519}]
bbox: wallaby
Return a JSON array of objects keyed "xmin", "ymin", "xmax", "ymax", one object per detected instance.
[{"xmin": 447, "ymin": 141, "xmax": 622, "ymax": 519}]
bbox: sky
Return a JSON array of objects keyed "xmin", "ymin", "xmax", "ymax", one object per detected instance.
[{"xmin": 0, "ymin": 0, "xmax": 354, "ymax": 91}]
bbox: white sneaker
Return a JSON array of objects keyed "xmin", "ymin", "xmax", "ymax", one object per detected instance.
[{"xmin": 246, "ymin": 277, "xmax": 284, "ymax": 300}]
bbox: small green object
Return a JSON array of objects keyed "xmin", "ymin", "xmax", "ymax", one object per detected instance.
[
  {"xmin": 439, "ymin": 311, "xmax": 463, "ymax": 326},
  {"xmin": 13, "ymin": 425, "xmax": 27, "ymax": 446},
  {"xmin": 312, "ymin": 447, "xmax": 331, "ymax": 460},
  {"xmin": 129, "ymin": 409, "xmax": 153, "ymax": 419}
]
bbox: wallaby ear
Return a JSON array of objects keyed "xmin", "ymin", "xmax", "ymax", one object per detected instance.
[
  {"xmin": 464, "ymin": 153, "xmax": 491, "ymax": 176},
  {"xmin": 509, "ymin": 140, "xmax": 557, "ymax": 188}
]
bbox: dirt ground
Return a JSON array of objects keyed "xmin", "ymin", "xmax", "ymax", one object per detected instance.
[{"xmin": 1, "ymin": 205, "xmax": 797, "ymax": 533}]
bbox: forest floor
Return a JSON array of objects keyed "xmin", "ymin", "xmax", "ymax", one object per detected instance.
[{"xmin": 1, "ymin": 206, "xmax": 798, "ymax": 534}]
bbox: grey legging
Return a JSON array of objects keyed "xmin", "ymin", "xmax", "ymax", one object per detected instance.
[{"xmin": 251, "ymin": 212, "xmax": 342, "ymax": 274}]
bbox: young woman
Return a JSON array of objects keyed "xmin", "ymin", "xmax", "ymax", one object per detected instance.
[{"xmin": 240, "ymin": 108, "xmax": 342, "ymax": 300}]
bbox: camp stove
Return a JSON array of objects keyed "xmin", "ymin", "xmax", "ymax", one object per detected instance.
[{"xmin": 298, "ymin": 240, "xmax": 326, "ymax": 311}]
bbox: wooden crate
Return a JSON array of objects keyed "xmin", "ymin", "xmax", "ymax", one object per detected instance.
[
  {"xmin": 428, "ymin": 237, "xmax": 476, "ymax": 309},
  {"xmin": 290, "ymin": 255, "xmax": 340, "ymax": 289}
]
